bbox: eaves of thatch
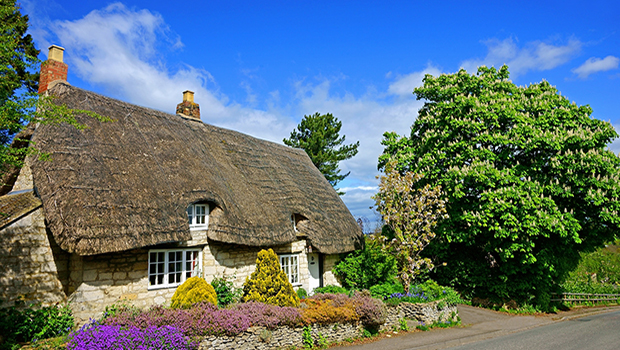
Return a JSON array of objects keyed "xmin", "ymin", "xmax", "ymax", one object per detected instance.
[
  {"xmin": 0, "ymin": 190, "xmax": 42, "ymax": 230},
  {"xmin": 29, "ymin": 82, "xmax": 362, "ymax": 256}
]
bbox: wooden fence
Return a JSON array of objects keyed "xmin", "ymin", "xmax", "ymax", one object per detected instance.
[{"xmin": 550, "ymin": 293, "xmax": 620, "ymax": 303}]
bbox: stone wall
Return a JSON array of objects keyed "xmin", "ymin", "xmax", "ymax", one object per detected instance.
[
  {"xmin": 197, "ymin": 303, "xmax": 459, "ymax": 350},
  {"xmin": 0, "ymin": 208, "xmax": 68, "ymax": 308},
  {"xmin": 398, "ymin": 300, "xmax": 459, "ymax": 325}
]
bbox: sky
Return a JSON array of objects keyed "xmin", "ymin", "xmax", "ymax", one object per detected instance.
[{"xmin": 20, "ymin": 0, "xmax": 620, "ymax": 228}]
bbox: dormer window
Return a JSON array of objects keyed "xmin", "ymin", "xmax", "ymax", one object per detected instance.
[{"xmin": 187, "ymin": 203, "xmax": 209, "ymax": 230}]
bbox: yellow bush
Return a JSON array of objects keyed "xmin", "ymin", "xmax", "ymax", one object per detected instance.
[
  {"xmin": 171, "ymin": 276, "xmax": 218, "ymax": 309},
  {"xmin": 242, "ymin": 249, "xmax": 300, "ymax": 307}
]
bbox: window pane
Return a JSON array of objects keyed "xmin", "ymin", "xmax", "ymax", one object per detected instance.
[
  {"xmin": 149, "ymin": 264, "xmax": 156, "ymax": 274},
  {"xmin": 187, "ymin": 206, "xmax": 193, "ymax": 225},
  {"xmin": 158, "ymin": 252, "xmax": 164, "ymax": 261},
  {"xmin": 149, "ymin": 275, "xmax": 156, "ymax": 286},
  {"xmin": 176, "ymin": 252, "xmax": 182, "ymax": 261},
  {"xmin": 157, "ymin": 263, "xmax": 164, "ymax": 273},
  {"xmin": 150, "ymin": 252, "xmax": 156, "ymax": 262},
  {"xmin": 157, "ymin": 274, "xmax": 164, "ymax": 284}
]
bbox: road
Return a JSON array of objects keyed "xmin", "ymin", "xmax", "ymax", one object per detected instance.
[
  {"xmin": 451, "ymin": 310, "xmax": 620, "ymax": 350},
  {"xmin": 332, "ymin": 305, "xmax": 620, "ymax": 350}
]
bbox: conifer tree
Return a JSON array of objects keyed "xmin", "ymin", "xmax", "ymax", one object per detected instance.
[{"xmin": 242, "ymin": 249, "xmax": 300, "ymax": 307}]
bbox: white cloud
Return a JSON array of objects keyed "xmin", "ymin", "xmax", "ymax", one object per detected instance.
[
  {"xmin": 387, "ymin": 65, "xmax": 442, "ymax": 97},
  {"xmin": 572, "ymin": 56, "xmax": 620, "ymax": 79},
  {"xmin": 460, "ymin": 38, "xmax": 582, "ymax": 76}
]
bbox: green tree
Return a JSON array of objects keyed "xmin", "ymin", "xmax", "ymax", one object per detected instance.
[
  {"xmin": 373, "ymin": 160, "xmax": 448, "ymax": 292},
  {"xmin": 380, "ymin": 65, "xmax": 620, "ymax": 307},
  {"xmin": 284, "ymin": 112, "xmax": 359, "ymax": 192}
]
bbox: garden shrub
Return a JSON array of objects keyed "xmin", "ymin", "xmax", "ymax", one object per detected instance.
[
  {"xmin": 384, "ymin": 280, "xmax": 462, "ymax": 306},
  {"xmin": 351, "ymin": 290, "xmax": 387, "ymax": 327},
  {"xmin": 171, "ymin": 277, "xmax": 218, "ymax": 309},
  {"xmin": 296, "ymin": 287, "xmax": 308, "ymax": 299},
  {"xmin": 233, "ymin": 302, "xmax": 303, "ymax": 328},
  {"xmin": 301, "ymin": 298, "xmax": 359, "ymax": 325},
  {"xmin": 211, "ymin": 276, "xmax": 242, "ymax": 306},
  {"xmin": 369, "ymin": 282, "xmax": 405, "ymax": 299},
  {"xmin": 0, "ymin": 302, "xmax": 73, "ymax": 349},
  {"xmin": 333, "ymin": 236, "xmax": 397, "ymax": 290},
  {"xmin": 313, "ymin": 285, "xmax": 348, "ymax": 295},
  {"xmin": 242, "ymin": 249, "xmax": 300, "ymax": 307}
]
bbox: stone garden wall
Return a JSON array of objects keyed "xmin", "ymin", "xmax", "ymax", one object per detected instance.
[{"xmin": 198, "ymin": 302, "xmax": 459, "ymax": 350}]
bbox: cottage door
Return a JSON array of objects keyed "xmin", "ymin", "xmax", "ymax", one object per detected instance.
[{"xmin": 307, "ymin": 253, "xmax": 321, "ymax": 293}]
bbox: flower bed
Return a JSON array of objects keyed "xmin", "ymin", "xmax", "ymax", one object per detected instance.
[{"xmin": 65, "ymin": 292, "xmax": 458, "ymax": 350}]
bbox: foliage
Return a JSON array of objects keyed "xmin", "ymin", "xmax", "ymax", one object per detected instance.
[
  {"xmin": 333, "ymin": 235, "xmax": 398, "ymax": 290},
  {"xmin": 369, "ymin": 282, "xmax": 405, "ymax": 299},
  {"xmin": 302, "ymin": 325, "xmax": 313, "ymax": 348},
  {"xmin": 379, "ymin": 65, "xmax": 620, "ymax": 306},
  {"xmin": 0, "ymin": 302, "xmax": 73, "ymax": 349},
  {"xmin": 297, "ymin": 287, "xmax": 308, "ymax": 299},
  {"xmin": 211, "ymin": 276, "xmax": 242, "ymax": 307},
  {"xmin": 384, "ymin": 280, "xmax": 462, "ymax": 306},
  {"xmin": 373, "ymin": 160, "xmax": 448, "ymax": 292},
  {"xmin": 242, "ymin": 249, "xmax": 300, "ymax": 307},
  {"xmin": 300, "ymin": 298, "xmax": 359, "ymax": 325},
  {"xmin": 67, "ymin": 322, "xmax": 195, "ymax": 350},
  {"xmin": 171, "ymin": 276, "xmax": 218, "ymax": 309},
  {"xmin": 312, "ymin": 285, "xmax": 349, "ymax": 295},
  {"xmin": 283, "ymin": 112, "xmax": 359, "ymax": 192},
  {"xmin": 303, "ymin": 292, "xmax": 386, "ymax": 327},
  {"xmin": 399, "ymin": 318, "xmax": 409, "ymax": 331}
]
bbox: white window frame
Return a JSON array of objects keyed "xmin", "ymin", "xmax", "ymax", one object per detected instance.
[
  {"xmin": 279, "ymin": 254, "xmax": 301, "ymax": 287},
  {"xmin": 148, "ymin": 248, "xmax": 202, "ymax": 290},
  {"xmin": 187, "ymin": 203, "xmax": 209, "ymax": 230}
]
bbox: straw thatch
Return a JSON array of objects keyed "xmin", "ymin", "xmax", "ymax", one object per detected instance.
[
  {"xmin": 28, "ymin": 82, "xmax": 362, "ymax": 256},
  {"xmin": 0, "ymin": 190, "xmax": 41, "ymax": 230}
]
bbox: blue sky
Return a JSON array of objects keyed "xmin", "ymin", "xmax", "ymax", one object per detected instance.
[{"xmin": 21, "ymin": 0, "xmax": 620, "ymax": 228}]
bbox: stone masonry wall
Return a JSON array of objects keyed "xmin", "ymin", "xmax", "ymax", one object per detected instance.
[
  {"xmin": 198, "ymin": 303, "xmax": 459, "ymax": 350},
  {"xmin": 322, "ymin": 254, "xmax": 341, "ymax": 287},
  {"xmin": 0, "ymin": 208, "xmax": 68, "ymax": 308},
  {"xmin": 202, "ymin": 238, "xmax": 314, "ymax": 292}
]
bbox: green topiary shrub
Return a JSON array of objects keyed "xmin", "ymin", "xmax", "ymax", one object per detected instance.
[
  {"xmin": 242, "ymin": 249, "xmax": 300, "ymax": 307},
  {"xmin": 170, "ymin": 276, "xmax": 218, "ymax": 309}
]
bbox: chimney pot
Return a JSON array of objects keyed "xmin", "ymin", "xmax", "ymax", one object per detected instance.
[
  {"xmin": 176, "ymin": 90, "xmax": 200, "ymax": 120},
  {"xmin": 183, "ymin": 90, "xmax": 195, "ymax": 103},
  {"xmin": 38, "ymin": 45, "xmax": 68, "ymax": 94},
  {"xmin": 48, "ymin": 45, "xmax": 65, "ymax": 62}
]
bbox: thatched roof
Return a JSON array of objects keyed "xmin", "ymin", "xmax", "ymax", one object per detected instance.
[
  {"xmin": 0, "ymin": 190, "xmax": 41, "ymax": 230},
  {"xmin": 29, "ymin": 82, "xmax": 362, "ymax": 256}
]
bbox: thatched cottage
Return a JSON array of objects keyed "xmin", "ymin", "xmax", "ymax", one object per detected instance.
[{"xmin": 0, "ymin": 46, "xmax": 362, "ymax": 321}]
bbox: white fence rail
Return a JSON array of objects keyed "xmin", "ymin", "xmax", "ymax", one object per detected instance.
[{"xmin": 550, "ymin": 292, "xmax": 620, "ymax": 302}]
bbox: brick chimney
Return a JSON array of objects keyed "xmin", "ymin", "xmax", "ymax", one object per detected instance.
[
  {"xmin": 38, "ymin": 45, "xmax": 68, "ymax": 94},
  {"xmin": 176, "ymin": 90, "xmax": 200, "ymax": 120}
]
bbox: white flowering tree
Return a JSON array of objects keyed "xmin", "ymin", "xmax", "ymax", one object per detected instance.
[
  {"xmin": 379, "ymin": 65, "xmax": 620, "ymax": 306},
  {"xmin": 373, "ymin": 160, "xmax": 447, "ymax": 292}
]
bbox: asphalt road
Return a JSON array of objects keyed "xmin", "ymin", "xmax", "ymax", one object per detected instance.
[
  {"xmin": 332, "ymin": 305, "xmax": 620, "ymax": 350},
  {"xmin": 451, "ymin": 310, "xmax": 620, "ymax": 350}
]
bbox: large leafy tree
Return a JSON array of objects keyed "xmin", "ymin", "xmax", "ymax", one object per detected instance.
[
  {"xmin": 284, "ymin": 112, "xmax": 359, "ymax": 192},
  {"xmin": 380, "ymin": 66, "xmax": 620, "ymax": 306}
]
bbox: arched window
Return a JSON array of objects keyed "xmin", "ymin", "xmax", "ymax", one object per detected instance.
[{"xmin": 187, "ymin": 203, "xmax": 209, "ymax": 230}]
